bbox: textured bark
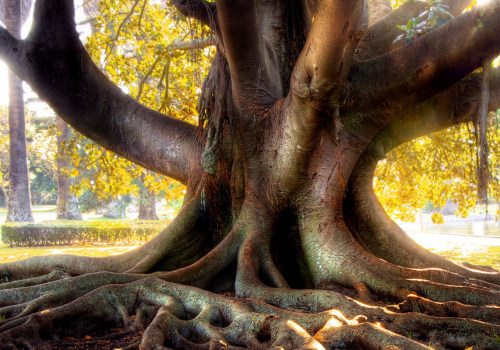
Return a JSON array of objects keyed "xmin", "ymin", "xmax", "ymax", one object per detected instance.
[
  {"xmin": 138, "ymin": 176, "xmax": 159, "ymax": 221},
  {"xmin": 3, "ymin": 0, "xmax": 33, "ymax": 223},
  {"xmin": 55, "ymin": 116, "xmax": 82, "ymax": 220},
  {"xmin": 0, "ymin": 0, "xmax": 499, "ymax": 349}
]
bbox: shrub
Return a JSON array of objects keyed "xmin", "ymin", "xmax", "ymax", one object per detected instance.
[{"xmin": 1, "ymin": 220, "xmax": 169, "ymax": 247}]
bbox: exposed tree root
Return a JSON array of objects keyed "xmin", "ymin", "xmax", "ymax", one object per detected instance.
[
  {"xmin": 345, "ymin": 154, "xmax": 500, "ymax": 285},
  {"xmin": 0, "ymin": 274, "xmax": 500, "ymax": 349},
  {"xmin": 0, "ymin": 198, "xmax": 498, "ymax": 349}
]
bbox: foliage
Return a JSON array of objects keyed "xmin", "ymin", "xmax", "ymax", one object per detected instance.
[
  {"xmin": 26, "ymin": 117, "xmax": 58, "ymax": 205},
  {"xmin": 393, "ymin": 0, "xmax": 453, "ymax": 43},
  {"xmin": 375, "ymin": 113, "xmax": 500, "ymax": 222},
  {"xmin": 62, "ymin": 0, "xmax": 215, "ymax": 206},
  {"xmin": 0, "ymin": 109, "xmax": 58, "ymax": 207},
  {"xmin": 1, "ymin": 220, "xmax": 168, "ymax": 246}
]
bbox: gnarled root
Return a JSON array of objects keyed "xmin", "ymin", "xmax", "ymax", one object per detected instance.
[{"xmin": 0, "ymin": 200, "xmax": 499, "ymax": 349}]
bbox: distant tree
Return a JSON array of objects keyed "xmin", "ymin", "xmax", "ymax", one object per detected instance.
[
  {"xmin": 375, "ymin": 114, "xmax": 500, "ymax": 223},
  {"xmin": 0, "ymin": 0, "xmax": 33, "ymax": 222},
  {"xmin": 55, "ymin": 116, "xmax": 82, "ymax": 219}
]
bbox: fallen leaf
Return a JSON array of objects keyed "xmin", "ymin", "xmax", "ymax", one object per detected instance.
[
  {"xmin": 64, "ymin": 337, "xmax": 76, "ymax": 341},
  {"xmin": 40, "ymin": 309, "xmax": 50, "ymax": 314},
  {"xmin": 84, "ymin": 335, "xmax": 92, "ymax": 340}
]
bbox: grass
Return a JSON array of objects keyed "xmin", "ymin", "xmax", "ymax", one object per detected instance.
[
  {"xmin": 0, "ymin": 242, "xmax": 138, "ymax": 263},
  {"xmin": 429, "ymin": 246, "xmax": 500, "ymax": 270},
  {"xmin": 0, "ymin": 206, "xmax": 496, "ymax": 270},
  {"xmin": 0, "ymin": 234, "xmax": 497, "ymax": 272}
]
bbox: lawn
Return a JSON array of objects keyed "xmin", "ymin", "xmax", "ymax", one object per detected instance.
[
  {"xmin": 0, "ymin": 232, "xmax": 498, "ymax": 271},
  {"xmin": 0, "ymin": 243, "xmax": 138, "ymax": 263},
  {"xmin": 0, "ymin": 206, "xmax": 497, "ymax": 270},
  {"xmin": 409, "ymin": 232, "xmax": 500, "ymax": 270}
]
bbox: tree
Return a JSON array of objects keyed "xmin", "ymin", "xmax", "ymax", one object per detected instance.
[
  {"xmin": 55, "ymin": 116, "xmax": 82, "ymax": 220},
  {"xmin": 0, "ymin": 0, "xmax": 500, "ymax": 348},
  {"xmin": 80, "ymin": 0, "xmax": 209, "ymax": 219},
  {"xmin": 0, "ymin": 0, "xmax": 33, "ymax": 222},
  {"xmin": 375, "ymin": 115, "xmax": 500, "ymax": 223}
]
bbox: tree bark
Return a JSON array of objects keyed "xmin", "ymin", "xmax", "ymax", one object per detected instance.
[
  {"xmin": 4, "ymin": 0, "xmax": 33, "ymax": 223},
  {"xmin": 138, "ymin": 177, "xmax": 159, "ymax": 221},
  {"xmin": 55, "ymin": 116, "xmax": 82, "ymax": 220}
]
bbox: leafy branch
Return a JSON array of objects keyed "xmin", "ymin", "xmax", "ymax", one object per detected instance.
[{"xmin": 394, "ymin": 0, "xmax": 453, "ymax": 44}]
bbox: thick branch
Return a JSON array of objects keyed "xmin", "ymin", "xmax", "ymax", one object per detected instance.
[
  {"xmin": 356, "ymin": 0, "xmax": 473, "ymax": 60},
  {"xmin": 0, "ymin": 0, "xmax": 202, "ymax": 184},
  {"xmin": 171, "ymin": 0, "xmax": 217, "ymax": 30},
  {"xmin": 368, "ymin": 67, "xmax": 500, "ymax": 158},
  {"xmin": 367, "ymin": 0, "xmax": 392, "ymax": 26},
  {"xmin": 216, "ymin": 0, "xmax": 281, "ymax": 102},
  {"xmin": 347, "ymin": 2, "xmax": 500, "ymax": 132},
  {"xmin": 290, "ymin": 0, "xmax": 367, "ymax": 123}
]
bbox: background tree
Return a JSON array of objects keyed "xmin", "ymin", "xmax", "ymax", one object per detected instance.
[
  {"xmin": 375, "ymin": 113, "xmax": 500, "ymax": 223},
  {"xmin": 66, "ymin": 0, "xmax": 213, "ymax": 219},
  {"xmin": 0, "ymin": 107, "xmax": 10, "ymax": 206},
  {"xmin": 0, "ymin": 0, "xmax": 33, "ymax": 222},
  {"xmin": 1, "ymin": 0, "xmax": 500, "ymax": 349},
  {"xmin": 55, "ymin": 116, "xmax": 82, "ymax": 219}
]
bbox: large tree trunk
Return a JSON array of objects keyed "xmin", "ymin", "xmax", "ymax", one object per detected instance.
[
  {"xmin": 0, "ymin": 0, "xmax": 500, "ymax": 349},
  {"xmin": 55, "ymin": 116, "xmax": 82, "ymax": 220},
  {"xmin": 3, "ymin": 0, "xmax": 33, "ymax": 223}
]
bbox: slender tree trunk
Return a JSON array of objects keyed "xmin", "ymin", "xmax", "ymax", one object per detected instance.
[
  {"xmin": 4, "ymin": 0, "xmax": 33, "ymax": 223},
  {"xmin": 55, "ymin": 116, "xmax": 82, "ymax": 220},
  {"xmin": 138, "ymin": 175, "xmax": 159, "ymax": 220},
  {"xmin": 0, "ymin": 186, "xmax": 8, "ymax": 207}
]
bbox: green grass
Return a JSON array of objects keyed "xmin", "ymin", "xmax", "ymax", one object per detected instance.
[
  {"xmin": 0, "ymin": 234, "xmax": 497, "ymax": 275},
  {"xmin": 430, "ymin": 246, "xmax": 500, "ymax": 270},
  {"xmin": 0, "ymin": 242, "xmax": 137, "ymax": 263}
]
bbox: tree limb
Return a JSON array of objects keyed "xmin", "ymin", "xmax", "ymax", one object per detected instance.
[
  {"xmin": 356, "ymin": 0, "xmax": 472, "ymax": 60},
  {"xmin": 169, "ymin": 36, "xmax": 215, "ymax": 51},
  {"xmin": 216, "ymin": 0, "xmax": 282, "ymax": 103},
  {"xmin": 367, "ymin": 66, "xmax": 500, "ymax": 159},
  {"xmin": 171, "ymin": 0, "xmax": 218, "ymax": 31},
  {"xmin": 290, "ymin": 0, "xmax": 367, "ymax": 120},
  {"xmin": 347, "ymin": 1, "xmax": 500, "ymax": 132},
  {"xmin": 0, "ymin": 0, "xmax": 202, "ymax": 184}
]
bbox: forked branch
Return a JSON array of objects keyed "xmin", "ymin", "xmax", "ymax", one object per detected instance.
[{"xmin": 290, "ymin": 0, "xmax": 367, "ymax": 119}]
